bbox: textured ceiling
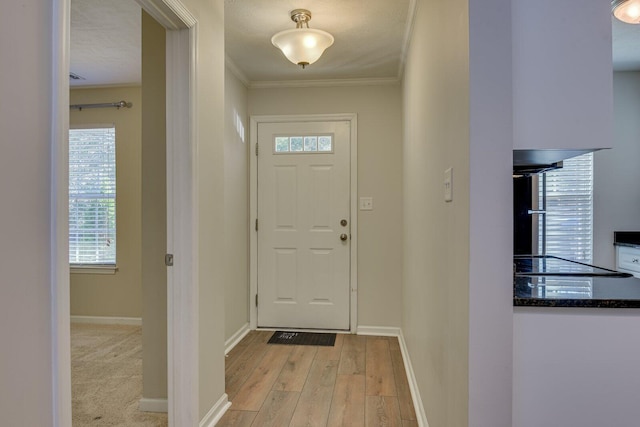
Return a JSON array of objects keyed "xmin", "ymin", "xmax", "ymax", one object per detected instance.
[
  {"xmin": 224, "ymin": 0, "xmax": 412, "ymax": 83},
  {"xmin": 70, "ymin": 0, "xmax": 141, "ymax": 87},
  {"xmin": 70, "ymin": 0, "xmax": 640, "ymax": 87}
]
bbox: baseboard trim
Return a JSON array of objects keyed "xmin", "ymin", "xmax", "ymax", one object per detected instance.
[
  {"xmin": 356, "ymin": 325, "xmax": 402, "ymax": 337},
  {"xmin": 356, "ymin": 326, "xmax": 429, "ymax": 426},
  {"xmin": 138, "ymin": 398, "xmax": 168, "ymax": 413},
  {"xmin": 70, "ymin": 315, "xmax": 142, "ymax": 326},
  {"xmin": 397, "ymin": 330, "xmax": 429, "ymax": 427},
  {"xmin": 225, "ymin": 323, "xmax": 251, "ymax": 355},
  {"xmin": 199, "ymin": 393, "xmax": 231, "ymax": 427}
]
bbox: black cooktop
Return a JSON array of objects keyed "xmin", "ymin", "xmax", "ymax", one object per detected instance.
[{"xmin": 514, "ymin": 255, "xmax": 632, "ymax": 278}]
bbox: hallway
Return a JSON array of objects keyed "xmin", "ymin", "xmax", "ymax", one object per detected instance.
[{"xmin": 218, "ymin": 331, "xmax": 417, "ymax": 426}]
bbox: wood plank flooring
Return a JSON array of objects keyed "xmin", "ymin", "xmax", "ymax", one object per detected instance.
[{"xmin": 219, "ymin": 331, "xmax": 417, "ymax": 427}]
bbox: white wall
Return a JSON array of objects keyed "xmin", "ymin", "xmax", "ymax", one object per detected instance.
[
  {"xmin": 248, "ymin": 84, "xmax": 403, "ymax": 328},
  {"xmin": 594, "ymin": 72, "xmax": 640, "ymax": 269},
  {"xmin": 514, "ymin": 307, "xmax": 640, "ymax": 427},
  {"xmin": 468, "ymin": 0, "xmax": 514, "ymax": 425},
  {"xmin": 224, "ymin": 67, "xmax": 249, "ymax": 340},
  {"xmin": 511, "ymin": 0, "xmax": 612, "ymax": 151},
  {"xmin": 0, "ymin": 0, "xmax": 55, "ymax": 424}
]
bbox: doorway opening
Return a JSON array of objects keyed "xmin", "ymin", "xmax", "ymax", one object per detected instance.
[{"xmin": 53, "ymin": 1, "xmax": 199, "ymax": 425}]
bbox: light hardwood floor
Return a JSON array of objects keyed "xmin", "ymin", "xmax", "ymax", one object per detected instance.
[{"xmin": 219, "ymin": 331, "xmax": 417, "ymax": 427}]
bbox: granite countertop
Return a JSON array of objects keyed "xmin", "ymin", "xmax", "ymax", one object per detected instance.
[
  {"xmin": 514, "ymin": 275, "xmax": 640, "ymax": 308},
  {"xmin": 614, "ymin": 231, "xmax": 640, "ymax": 248}
]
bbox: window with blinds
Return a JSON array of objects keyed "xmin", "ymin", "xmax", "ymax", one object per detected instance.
[
  {"xmin": 538, "ymin": 153, "xmax": 593, "ymax": 262},
  {"xmin": 69, "ymin": 126, "xmax": 116, "ymax": 265}
]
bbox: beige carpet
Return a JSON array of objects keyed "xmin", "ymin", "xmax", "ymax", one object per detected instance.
[{"xmin": 71, "ymin": 323, "xmax": 168, "ymax": 426}]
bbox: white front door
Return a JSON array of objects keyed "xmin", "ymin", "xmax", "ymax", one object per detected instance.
[{"xmin": 257, "ymin": 120, "xmax": 351, "ymax": 330}]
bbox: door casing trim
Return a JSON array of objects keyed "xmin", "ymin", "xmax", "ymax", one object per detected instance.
[
  {"xmin": 249, "ymin": 114, "xmax": 358, "ymax": 333},
  {"xmin": 53, "ymin": 1, "xmax": 199, "ymax": 425}
]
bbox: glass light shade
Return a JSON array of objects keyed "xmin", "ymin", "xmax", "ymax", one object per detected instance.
[
  {"xmin": 271, "ymin": 28, "xmax": 334, "ymax": 67},
  {"xmin": 613, "ymin": 0, "xmax": 640, "ymax": 24}
]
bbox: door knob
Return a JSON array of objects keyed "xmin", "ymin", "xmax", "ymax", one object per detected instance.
[{"xmin": 340, "ymin": 233, "xmax": 348, "ymax": 242}]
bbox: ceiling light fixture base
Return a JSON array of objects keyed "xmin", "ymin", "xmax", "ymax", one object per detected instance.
[{"xmin": 290, "ymin": 9, "xmax": 312, "ymax": 27}]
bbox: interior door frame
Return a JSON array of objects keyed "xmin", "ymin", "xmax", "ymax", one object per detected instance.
[
  {"xmin": 249, "ymin": 114, "xmax": 358, "ymax": 333},
  {"xmin": 52, "ymin": 1, "xmax": 199, "ymax": 425}
]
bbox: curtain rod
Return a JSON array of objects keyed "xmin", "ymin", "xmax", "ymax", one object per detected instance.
[{"xmin": 69, "ymin": 100, "xmax": 133, "ymax": 111}]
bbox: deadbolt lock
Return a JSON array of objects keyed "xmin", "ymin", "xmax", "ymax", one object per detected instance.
[{"xmin": 340, "ymin": 219, "xmax": 348, "ymax": 227}]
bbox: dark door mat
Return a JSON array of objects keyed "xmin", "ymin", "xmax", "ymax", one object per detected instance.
[{"xmin": 268, "ymin": 331, "xmax": 336, "ymax": 346}]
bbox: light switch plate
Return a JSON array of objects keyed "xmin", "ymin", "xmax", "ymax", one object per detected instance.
[
  {"xmin": 444, "ymin": 168, "xmax": 453, "ymax": 202},
  {"xmin": 359, "ymin": 197, "xmax": 373, "ymax": 210}
]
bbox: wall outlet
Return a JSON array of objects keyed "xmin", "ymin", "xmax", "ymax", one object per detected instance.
[
  {"xmin": 444, "ymin": 168, "xmax": 453, "ymax": 202},
  {"xmin": 359, "ymin": 197, "xmax": 373, "ymax": 210}
]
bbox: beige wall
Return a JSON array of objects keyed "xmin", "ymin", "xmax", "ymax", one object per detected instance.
[
  {"xmin": 141, "ymin": 10, "xmax": 167, "ymax": 401},
  {"xmin": 70, "ymin": 86, "xmax": 142, "ymax": 318},
  {"xmin": 179, "ymin": 0, "xmax": 227, "ymax": 418},
  {"xmin": 402, "ymin": 0, "xmax": 513, "ymax": 426},
  {"xmin": 248, "ymin": 84, "xmax": 403, "ymax": 328},
  {"xmin": 224, "ymin": 68, "xmax": 249, "ymax": 340},
  {"xmin": 402, "ymin": 1, "xmax": 470, "ymax": 425}
]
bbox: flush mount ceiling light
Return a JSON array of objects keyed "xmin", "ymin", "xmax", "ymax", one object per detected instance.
[
  {"xmin": 271, "ymin": 9, "xmax": 334, "ymax": 69},
  {"xmin": 612, "ymin": 0, "xmax": 640, "ymax": 24}
]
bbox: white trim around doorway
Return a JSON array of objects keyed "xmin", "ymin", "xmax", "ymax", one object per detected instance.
[
  {"xmin": 53, "ymin": 1, "xmax": 199, "ymax": 426},
  {"xmin": 249, "ymin": 114, "xmax": 358, "ymax": 333},
  {"xmin": 52, "ymin": 1, "xmax": 72, "ymax": 424},
  {"xmin": 163, "ymin": 14, "xmax": 199, "ymax": 426}
]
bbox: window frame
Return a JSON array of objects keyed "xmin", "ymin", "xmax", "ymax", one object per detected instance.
[
  {"xmin": 68, "ymin": 124, "xmax": 118, "ymax": 273},
  {"xmin": 538, "ymin": 152, "xmax": 594, "ymax": 263}
]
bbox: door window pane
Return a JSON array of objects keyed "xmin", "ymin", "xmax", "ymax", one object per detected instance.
[
  {"xmin": 290, "ymin": 137, "xmax": 304, "ymax": 152},
  {"xmin": 273, "ymin": 135, "xmax": 333, "ymax": 154},
  {"xmin": 304, "ymin": 136, "xmax": 317, "ymax": 152},
  {"xmin": 318, "ymin": 136, "xmax": 332, "ymax": 152},
  {"xmin": 275, "ymin": 137, "xmax": 289, "ymax": 152}
]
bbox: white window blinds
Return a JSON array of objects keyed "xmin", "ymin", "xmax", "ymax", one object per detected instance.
[
  {"xmin": 69, "ymin": 126, "xmax": 116, "ymax": 265},
  {"xmin": 539, "ymin": 153, "xmax": 593, "ymax": 262}
]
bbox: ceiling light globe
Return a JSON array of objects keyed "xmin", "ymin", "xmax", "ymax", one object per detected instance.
[
  {"xmin": 271, "ymin": 28, "xmax": 334, "ymax": 68},
  {"xmin": 613, "ymin": 0, "xmax": 640, "ymax": 24},
  {"xmin": 303, "ymin": 35, "xmax": 318, "ymax": 48}
]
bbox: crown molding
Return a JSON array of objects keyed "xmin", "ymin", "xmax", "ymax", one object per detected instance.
[
  {"xmin": 225, "ymin": 56, "xmax": 250, "ymax": 87},
  {"xmin": 249, "ymin": 76, "xmax": 400, "ymax": 89},
  {"xmin": 134, "ymin": 0, "xmax": 195, "ymax": 30},
  {"xmin": 398, "ymin": 0, "xmax": 418, "ymax": 80}
]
